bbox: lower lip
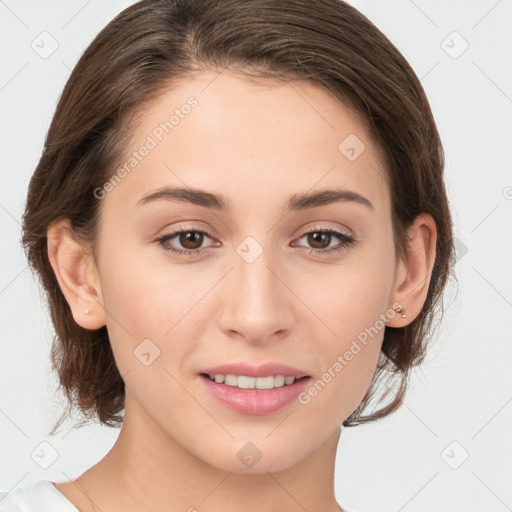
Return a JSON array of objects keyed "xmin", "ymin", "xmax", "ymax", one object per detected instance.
[{"xmin": 200, "ymin": 375, "xmax": 311, "ymax": 415}]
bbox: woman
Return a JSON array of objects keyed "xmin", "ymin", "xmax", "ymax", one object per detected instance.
[{"xmin": 0, "ymin": 0, "xmax": 454, "ymax": 510}]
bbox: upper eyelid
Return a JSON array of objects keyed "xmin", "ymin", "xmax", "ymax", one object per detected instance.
[
  {"xmin": 161, "ymin": 220, "xmax": 353, "ymax": 237},
  {"xmin": 160, "ymin": 225, "xmax": 352, "ymax": 239},
  {"xmin": 301, "ymin": 224, "xmax": 353, "ymax": 236}
]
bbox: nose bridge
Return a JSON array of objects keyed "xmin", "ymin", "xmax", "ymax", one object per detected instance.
[{"xmin": 217, "ymin": 234, "xmax": 293, "ymax": 342}]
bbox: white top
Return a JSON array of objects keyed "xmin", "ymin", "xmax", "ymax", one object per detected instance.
[
  {"xmin": 0, "ymin": 480, "xmax": 358, "ymax": 511},
  {"xmin": 0, "ymin": 481, "xmax": 79, "ymax": 511}
]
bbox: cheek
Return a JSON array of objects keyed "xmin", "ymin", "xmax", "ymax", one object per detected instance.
[
  {"xmin": 296, "ymin": 251, "xmax": 393, "ymax": 417},
  {"xmin": 100, "ymin": 240, "xmax": 206, "ymax": 334},
  {"xmin": 302, "ymin": 246, "xmax": 393, "ymax": 343},
  {"xmin": 96, "ymin": 247, "xmax": 196, "ymax": 372},
  {"xmin": 299, "ymin": 309, "xmax": 384, "ymax": 425},
  {"xmin": 97, "ymin": 258, "xmax": 205, "ymax": 415}
]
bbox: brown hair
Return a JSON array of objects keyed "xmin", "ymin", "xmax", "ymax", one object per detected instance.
[{"xmin": 21, "ymin": 0, "xmax": 455, "ymax": 433}]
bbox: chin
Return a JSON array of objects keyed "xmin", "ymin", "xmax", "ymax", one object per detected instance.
[{"xmin": 197, "ymin": 434, "xmax": 312, "ymax": 475}]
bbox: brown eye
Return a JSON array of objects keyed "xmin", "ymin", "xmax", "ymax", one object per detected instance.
[
  {"xmin": 307, "ymin": 231, "xmax": 332, "ymax": 249},
  {"xmin": 295, "ymin": 229, "xmax": 356, "ymax": 255},
  {"xmin": 178, "ymin": 231, "xmax": 204, "ymax": 250},
  {"xmin": 156, "ymin": 228, "xmax": 216, "ymax": 255}
]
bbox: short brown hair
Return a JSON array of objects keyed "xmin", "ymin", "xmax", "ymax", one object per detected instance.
[{"xmin": 21, "ymin": 0, "xmax": 455, "ymax": 433}]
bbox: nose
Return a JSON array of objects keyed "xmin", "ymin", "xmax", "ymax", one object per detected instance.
[{"xmin": 216, "ymin": 240, "xmax": 296, "ymax": 345}]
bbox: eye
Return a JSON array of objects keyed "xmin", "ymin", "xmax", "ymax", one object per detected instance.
[
  {"xmin": 155, "ymin": 225, "xmax": 357, "ymax": 257},
  {"xmin": 294, "ymin": 228, "xmax": 356, "ymax": 255},
  {"xmin": 156, "ymin": 227, "xmax": 217, "ymax": 256}
]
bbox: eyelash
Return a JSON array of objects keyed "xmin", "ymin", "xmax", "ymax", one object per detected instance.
[{"xmin": 155, "ymin": 226, "xmax": 356, "ymax": 257}]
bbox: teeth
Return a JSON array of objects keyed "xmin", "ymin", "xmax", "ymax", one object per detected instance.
[{"xmin": 207, "ymin": 374, "xmax": 300, "ymax": 389}]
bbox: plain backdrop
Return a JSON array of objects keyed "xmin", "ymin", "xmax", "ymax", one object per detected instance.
[{"xmin": 1, "ymin": 1, "xmax": 511, "ymax": 511}]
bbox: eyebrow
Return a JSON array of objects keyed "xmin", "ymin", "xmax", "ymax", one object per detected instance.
[{"xmin": 137, "ymin": 186, "xmax": 374, "ymax": 212}]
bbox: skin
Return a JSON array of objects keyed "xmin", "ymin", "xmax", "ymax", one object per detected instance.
[{"xmin": 47, "ymin": 70, "xmax": 437, "ymax": 512}]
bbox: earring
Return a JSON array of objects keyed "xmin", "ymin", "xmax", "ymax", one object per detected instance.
[
  {"xmin": 394, "ymin": 305, "xmax": 407, "ymax": 318},
  {"xmin": 84, "ymin": 309, "xmax": 91, "ymax": 315}
]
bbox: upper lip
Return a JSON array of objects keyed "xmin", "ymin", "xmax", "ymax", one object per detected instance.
[{"xmin": 200, "ymin": 362, "xmax": 310, "ymax": 379}]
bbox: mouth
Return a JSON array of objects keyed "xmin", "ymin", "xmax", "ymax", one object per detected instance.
[
  {"xmin": 199, "ymin": 372, "xmax": 312, "ymax": 415},
  {"xmin": 200, "ymin": 373, "xmax": 311, "ymax": 391}
]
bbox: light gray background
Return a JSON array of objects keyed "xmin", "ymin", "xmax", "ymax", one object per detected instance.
[{"xmin": 1, "ymin": 1, "xmax": 511, "ymax": 511}]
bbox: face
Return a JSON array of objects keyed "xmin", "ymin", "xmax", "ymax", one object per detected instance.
[{"xmin": 90, "ymin": 70, "xmax": 400, "ymax": 473}]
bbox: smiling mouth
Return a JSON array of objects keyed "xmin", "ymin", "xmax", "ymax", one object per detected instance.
[{"xmin": 200, "ymin": 373, "xmax": 310, "ymax": 391}]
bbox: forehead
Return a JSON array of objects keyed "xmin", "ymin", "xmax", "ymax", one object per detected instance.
[{"xmin": 106, "ymin": 70, "xmax": 389, "ymax": 213}]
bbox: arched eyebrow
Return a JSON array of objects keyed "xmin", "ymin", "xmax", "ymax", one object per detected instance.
[
  {"xmin": 137, "ymin": 186, "xmax": 374, "ymax": 211},
  {"xmin": 287, "ymin": 189, "xmax": 373, "ymax": 211}
]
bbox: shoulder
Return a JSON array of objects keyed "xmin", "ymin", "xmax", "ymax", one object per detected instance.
[{"xmin": 0, "ymin": 480, "xmax": 79, "ymax": 512}]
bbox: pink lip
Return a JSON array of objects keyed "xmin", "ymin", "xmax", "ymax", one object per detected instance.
[
  {"xmin": 199, "ymin": 374, "xmax": 311, "ymax": 415},
  {"xmin": 199, "ymin": 362, "xmax": 310, "ymax": 379}
]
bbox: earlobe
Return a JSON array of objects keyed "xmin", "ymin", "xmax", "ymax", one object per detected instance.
[
  {"xmin": 387, "ymin": 213, "xmax": 437, "ymax": 327},
  {"xmin": 47, "ymin": 218, "xmax": 106, "ymax": 330}
]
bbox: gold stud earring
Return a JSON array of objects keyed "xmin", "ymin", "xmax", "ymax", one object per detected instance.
[
  {"xmin": 84, "ymin": 309, "xmax": 91, "ymax": 315},
  {"xmin": 394, "ymin": 305, "xmax": 407, "ymax": 318}
]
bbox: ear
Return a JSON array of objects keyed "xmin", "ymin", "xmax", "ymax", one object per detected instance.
[
  {"xmin": 47, "ymin": 218, "xmax": 106, "ymax": 330},
  {"xmin": 386, "ymin": 213, "xmax": 437, "ymax": 327}
]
